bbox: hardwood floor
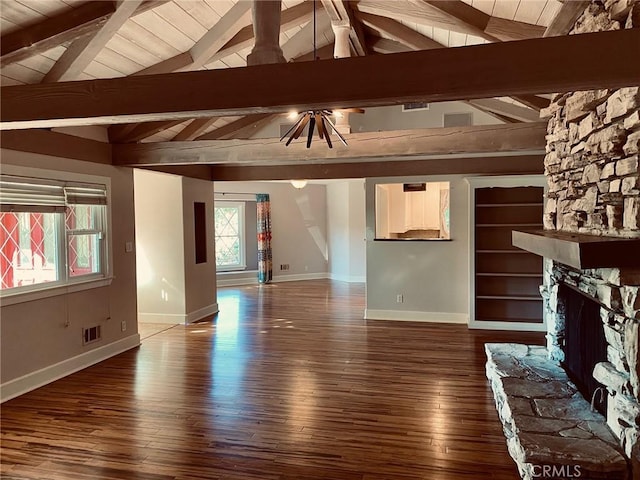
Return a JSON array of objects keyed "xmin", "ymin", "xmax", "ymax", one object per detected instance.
[{"xmin": 1, "ymin": 280, "xmax": 544, "ymax": 480}]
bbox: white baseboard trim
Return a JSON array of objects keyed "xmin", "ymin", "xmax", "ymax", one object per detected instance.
[
  {"xmin": 272, "ymin": 272, "xmax": 329, "ymax": 283},
  {"xmin": 328, "ymin": 273, "xmax": 366, "ymax": 283},
  {"xmin": 138, "ymin": 312, "xmax": 186, "ymax": 324},
  {"xmin": 217, "ymin": 272, "xmax": 330, "ymax": 287},
  {"xmin": 364, "ymin": 309, "xmax": 468, "ymax": 324},
  {"xmin": 1, "ymin": 334, "xmax": 140, "ymax": 403},
  {"xmin": 468, "ymin": 319, "xmax": 547, "ymax": 332},
  {"xmin": 217, "ymin": 276, "xmax": 258, "ymax": 287},
  {"xmin": 186, "ymin": 303, "xmax": 219, "ymax": 324}
]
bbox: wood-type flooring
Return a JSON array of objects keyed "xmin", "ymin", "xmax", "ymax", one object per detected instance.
[{"xmin": 1, "ymin": 280, "xmax": 545, "ymax": 480}]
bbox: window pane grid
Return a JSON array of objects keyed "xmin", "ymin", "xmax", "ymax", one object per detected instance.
[
  {"xmin": 0, "ymin": 174, "xmax": 109, "ymax": 293},
  {"xmin": 214, "ymin": 203, "xmax": 245, "ymax": 270},
  {"xmin": 0, "ymin": 212, "xmax": 59, "ymax": 289}
]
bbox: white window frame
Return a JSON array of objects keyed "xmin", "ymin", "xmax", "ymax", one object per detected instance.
[
  {"xmin": 214, "ymin": 201, "xmax": 246, "ymax": 272},
  {"xmin": 0, "ymin": 165, "xmax": 112, "ymax": 306}
]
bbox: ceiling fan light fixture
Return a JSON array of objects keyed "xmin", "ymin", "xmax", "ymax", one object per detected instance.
[{"xmin": 279, "ymin": 110, "xmax": 347, "ymax": 148}]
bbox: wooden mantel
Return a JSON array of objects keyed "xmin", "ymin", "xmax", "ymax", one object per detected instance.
[{"xmin": 512, "ymin": 230, "xmax": 640, "ymax": 269}]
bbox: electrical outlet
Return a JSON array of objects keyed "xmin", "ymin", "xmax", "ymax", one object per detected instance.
[
  {"xmin": 396, "ymin": 294, "xmax": 404, "ymax": 303},
  {"xmin": 121, "ymin": 320, "xmax": 127, "ymax": 332},
  {"xmin": 280, "ymin": 264, "xmax": 290, "ymax": 271}
]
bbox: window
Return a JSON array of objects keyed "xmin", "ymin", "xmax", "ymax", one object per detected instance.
[
  {"xmin": 0, "ymin": 175, "xmax": 108, "ymax": 294},
  {"xmin": 214, "ymin": 201, "xmax": 245, "ymax": 271},
  {"xmin": 375, "ymin": 181, "xmax": 450, "ymax": 240}
]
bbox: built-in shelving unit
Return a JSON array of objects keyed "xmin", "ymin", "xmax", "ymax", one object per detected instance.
[{"xmin": 474, "ymin": 186, "xmax": 544, "ymax": 327}]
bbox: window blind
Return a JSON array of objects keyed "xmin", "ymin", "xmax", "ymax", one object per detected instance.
[
  {"xmin": 0, "ymin": 175, "xmax": 107, "ymax": 211},
  {"xmin": 64, "ymin": 184, "xmax": 107, "ymax": 205}
]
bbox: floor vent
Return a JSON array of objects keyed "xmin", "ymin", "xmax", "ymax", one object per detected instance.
[{"xmin": 83, "ymin": 325, "xmax": 102, "ymax": 345}]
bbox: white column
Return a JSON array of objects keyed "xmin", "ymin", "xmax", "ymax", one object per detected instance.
[
  {"xmin": 332, "ymin": 21, "xmax": 352, "ymax": 134},
  {"xmin": 247, "ymin": 0, "xmax": 286, "ymax": 66}
]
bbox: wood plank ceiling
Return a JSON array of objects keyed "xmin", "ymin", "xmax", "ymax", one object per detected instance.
[{"xmin": 1, "ymin": 0, "xmax": 562, "ymax": 147}]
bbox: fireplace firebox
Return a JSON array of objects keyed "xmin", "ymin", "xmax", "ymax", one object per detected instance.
[{"xmin": 559, "ymin": 283, "xmax": 608, "ymax": 416}]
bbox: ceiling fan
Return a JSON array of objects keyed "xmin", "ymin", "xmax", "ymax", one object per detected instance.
[{"xmin": 280, "ymin": 108, "xmax": 364, "ymax": 148}]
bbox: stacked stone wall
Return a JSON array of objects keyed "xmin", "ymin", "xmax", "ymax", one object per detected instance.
[{"xmin": 540, "ymin": 0, "xmax": 640, "ymax": 473}]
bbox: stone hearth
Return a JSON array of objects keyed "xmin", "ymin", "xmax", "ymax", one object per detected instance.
[
  {"xmin": 486, "ymin": 343, "xmax": 627, "ymax": 479},
  {"xmin": 485, "ymin": 0, "xmax": 640, "ymax": 478}
]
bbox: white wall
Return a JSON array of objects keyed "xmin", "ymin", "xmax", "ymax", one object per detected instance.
[
  {"xmin": 364, "ymin": 175, "xmax": 470, "ymax": 323},
  {"xmin": 214, "ymin": 181, "xmax": 328, "ymax": 285},
  {"xmin": 350, "ymin": 102, "xmax": 497, "ymax": 133},
  {"xmin": 135, "ymin": 170, "xmax": 186, "ymax": 320},
  {"xmin": 182, "ymin": 176, "xmax": 217, "ymax": 318},
  {"xmin": 326, "ymin": 180, "xmax": 366, "ymax": 283},
  {"xmin": 134, "ymin": 170, "xmax": 217, "ymax": 323},
  {"xmin": 0, "ymin": 149, "xmax": 139, "ymax": 401}
]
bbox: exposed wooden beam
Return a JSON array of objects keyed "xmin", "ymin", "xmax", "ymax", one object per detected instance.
[
  {"xmin": 485, "ymin": 17, "xmax": 545, "ymax": 42},
  {"xmin": 113, "ymin": 123, "xmax": 547, "ymax": 167},
  {"xmin": 211, "ymin": 1, "xmax": 320, "ymax": 63},
  {"xmin": 0, "ymin": 1, "xmax": 167, "ymax": 67},
  {"xmin": 209, "ymin": 154, "xmax": 544, "ymax": 181},
  {"xmin": 367, "ymin": 34, "xmax": 413, "ymax": 54},
  {"xmin": 195, "ymin": 114, "xmax": 274, "ymax": 141},
  {"xmin": 344, "ymin": 1, "xmax": 369, "ymax": 56},
  {"xmin": 465, "ymin": 101, "xmax": 518, "ymax": 124},
  {"xmin": 511, "ymin": 94, "xmax": 550, "ymax": 112},
  {"xmin": 43, "ymin": 0, "xmax": 143, "ymax": 83},
  {"xmin": 357, "ymin": 0, "xmax": 543, "ymax": 42},
  {"xmin": 1, "ymin": 2, "xmax": 115, "ymax": 67},
  {"xmin": 135, "ymin": 1, "xmax": 320, "ymax": 76},
  {"xmin": 113, "ymin": 119, "xmax": 186, "ymax": 143},
  {"xmin": 468, "ymin": 99, "xmax": 540, "ymax": 123},
  {"xmin": 133, "ymin": 0, "xmax": 252, "ymax": 75},
  {"xmin": 108, "ymin": 123, "xmax": 139, "ymax": 143},
  {"xmin": 134, "ymin": 52, "xmax": 193, "ymax": 76},
  {"xmin": 321, "ymin": 0, "xmax": 367, "ymax": 56},
  {"xmin": 421, "ymin": 0, "xmax": 498, "ymax": 41},
  {"xmin": 226, "ymin": 115, "xmax": 277, "ymax": 139},
  {"xmin": 2, "ymin": 29, "xmax": 638, "ymax": 130},
  {"xmin": 189, "ymin": 0, "xmax": 252, "ymax": 69},
  {"xmin": 357, "ymin": 11, "xmax": 443, "ymax": 50},
  {"xmin": 282, "ymin": 10, "xmax": 334, "ymax": 60},
  {"xmin": 544, "ymin": 1, "xmax": 590, "ymax": 37},
  {"xmin": 142, "ymin": 165, "xmax": 214, "ymax": 181},
  {"xmin": 172, "ymin": 118, "xmax": 221, "ymax": 142},
  {"xmin": 293, "ymin": 43, "xmax": 336, "ymax": 62},
  {"xmin": 1, "ymin": 129, "xmax": 111, "ymax": 164}
]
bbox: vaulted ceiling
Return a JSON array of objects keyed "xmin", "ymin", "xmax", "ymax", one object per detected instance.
[{"xmin": 1, "ymin": 0, "xmax": 637, "ymax": 180}]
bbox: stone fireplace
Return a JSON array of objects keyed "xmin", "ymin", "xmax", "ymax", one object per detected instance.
[{"xmin": 485, "ymin": 1, "xmax": 640, "ymax": 478}]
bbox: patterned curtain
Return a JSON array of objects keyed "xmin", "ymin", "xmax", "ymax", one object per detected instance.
[{"xmin": 256, "ymin": 194, "xmax": 272, "ymax": 284}]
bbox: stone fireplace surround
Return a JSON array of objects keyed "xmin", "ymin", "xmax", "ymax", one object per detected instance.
[{"xmin": 485, "ymin": 1, "xmax": 640, "ymax": 478}]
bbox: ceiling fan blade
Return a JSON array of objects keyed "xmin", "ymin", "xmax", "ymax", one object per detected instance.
[
  {"xmin": 292, "ymin": 113, "xmax": 311, "ymax": 140},
  {"xmin": 321, "ymin": 117, "xmax": 333, "ymax": 149},
  {"xmin": 280, "ymin": 114, "xmax": 304, "ymax": 142},
  {"xmin": 315, "ymin": 112, "xmax": 324, "ymax": 139},
  {"xmin": 306, "ymin": 116, "xmax": 316, "ymax": 148},
  {"xmin": 323, "ymin": 115, "xmax": 348, "ymax": 146},
  {"xmin": 285, "ymin": 112, "xmax": 311, "ymax": 145}
]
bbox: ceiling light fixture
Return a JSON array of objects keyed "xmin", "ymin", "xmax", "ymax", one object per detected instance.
[
  {"xmin": 279, "ymin": 0, "xmax": 348, "ymax": 149},
  {"xmin": 290, "ymin": 180, "xmax": 308, "ymax": 189},
  {"xmin": 280, "ymin": 110, "xmax": 347, "ymax": 148}
]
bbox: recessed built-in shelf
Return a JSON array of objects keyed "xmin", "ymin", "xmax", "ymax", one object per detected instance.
[{"xmin": 513, "ymin": 230, "xmax": 640, "ymax": 269}]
